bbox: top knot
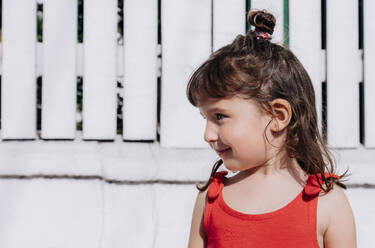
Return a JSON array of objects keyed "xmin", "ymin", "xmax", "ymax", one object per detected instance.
[{"xmin": 247, "ymin": 9, "xmax": 276, "ymax": 38}]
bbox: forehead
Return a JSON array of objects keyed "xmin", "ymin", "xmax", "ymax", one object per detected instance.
[{"xmin": 198, "ymin": 96, "xmax": 261, "ymax": 114}]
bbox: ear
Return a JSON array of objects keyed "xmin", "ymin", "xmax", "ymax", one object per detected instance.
[{"xmin": 269, "ymin": 98, "xmax": 292, "ymax": 132}]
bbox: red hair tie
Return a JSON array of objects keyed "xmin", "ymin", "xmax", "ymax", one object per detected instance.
[{"xmin": 255, "ymin": 31, "xmax": 272, "ymax": 41}]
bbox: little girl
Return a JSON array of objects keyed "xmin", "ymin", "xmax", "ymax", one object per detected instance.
[{"xmin": 187, "ymin": 10, "xmax": 356, "ymax": 248}]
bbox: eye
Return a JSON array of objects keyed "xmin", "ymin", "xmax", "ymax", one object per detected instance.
[{"xmin": 215, "ymin": 113, "xmax": 226, "ymax": 121}]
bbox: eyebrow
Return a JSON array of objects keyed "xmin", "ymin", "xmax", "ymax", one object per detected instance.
[{"xmin": 200, "ymin": 107, "xmax": 229, "ymax": 116}]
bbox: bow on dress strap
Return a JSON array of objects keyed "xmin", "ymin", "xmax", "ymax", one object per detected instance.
[
  {"xmin": 303, "ymin": 172, "xmax": 340, "ymax": 196},
  {"xmin": 208, "ymin": 171, "xmax": 228, "ymax": 201}
]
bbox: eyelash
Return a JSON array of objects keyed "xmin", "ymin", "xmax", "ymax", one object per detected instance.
[{"xmin": 201, "ymin": 113, "xmax": 226, "ymax": 121}]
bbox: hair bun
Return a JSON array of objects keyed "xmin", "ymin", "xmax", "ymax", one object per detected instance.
[{"xmin": 247, "ymin": 10, "xmax": 276, "ymax": 35}]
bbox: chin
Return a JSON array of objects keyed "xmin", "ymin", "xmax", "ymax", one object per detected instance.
[
  {"xmin": 224, "ymin": 161, "xmax": 257, "ymax": 173},
  {"xmin": 223, "ymin": 163, "xmax": 240, "ymax": 173}
]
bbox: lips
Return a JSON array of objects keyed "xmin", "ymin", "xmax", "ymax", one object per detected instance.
[{"xmin": 216, "ymin": 148, "xmax": 231, "ymax": 155}]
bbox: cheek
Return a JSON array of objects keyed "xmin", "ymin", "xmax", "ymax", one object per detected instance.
[
  {"xmin": 227, "ymin": 122, "xmax": 267, "ymax": 152},
  {"xmin": 219, "ymin": 124, "xmax": 240, "ymax": 146}
]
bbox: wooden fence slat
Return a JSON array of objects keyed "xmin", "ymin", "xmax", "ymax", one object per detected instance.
[
  {"xmin": 41, "ymin": 0, "xmax": 77, "ymax": 139},
  {"xmin": 1, "ymin": 0, "xmax": 37, "ymax": 139},
  {"xmin": 122, "ymin": 0, "xmax": 158, "ymax": 141},
  {"xmin": 250, "ymin": 0, "xmax": 284, "ymax": 45},
  {"xmin": 327, "ymin": 0, "xmax": 360, "ymax": 148},
  {"xmin": 160, "ymin": 0, "xmax": 211, "ymax": 148},
  {"xmin": 289, "ymin": 0, "xmax": 323, "ymax": 134},
  {"xmin": 83, "ymin": 0, "xmax": 118, "ymax": 140},
  {"xmin": 213, "ymin": 0, "xmax": 246, "ymax": 51},
  {"xmin": 364, "ymin": 0, "xmax": 375, "ymax": 148}
]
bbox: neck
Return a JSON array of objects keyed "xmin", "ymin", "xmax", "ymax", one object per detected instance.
[{"xmin": 235, "ymin": 150, "xmax": 308, "ymax": 186}]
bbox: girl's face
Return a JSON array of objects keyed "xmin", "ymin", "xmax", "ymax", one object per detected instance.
[{"xmin": 198, "ymin": 96, "xmax": 274, "ymax": 172}]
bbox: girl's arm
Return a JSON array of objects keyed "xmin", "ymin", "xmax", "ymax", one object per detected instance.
[
  {"xmin": 187, "ymin": 189, "xmax": 208, "ymax": 248},
  {"xmin": 324, "ymin": 184, "xmax": 357, "ymax": 248}
]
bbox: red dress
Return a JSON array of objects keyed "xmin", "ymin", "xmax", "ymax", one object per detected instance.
[{"xmin": 204, "ymin": 171, "xmax": 339, "ymax": 248}]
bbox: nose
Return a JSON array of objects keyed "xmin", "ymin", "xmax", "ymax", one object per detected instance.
[{"xmin": 204, "ymin": 120, "xmax": 218, "ymax": 144}]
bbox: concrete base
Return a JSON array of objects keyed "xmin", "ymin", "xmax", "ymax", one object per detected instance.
[
  {"xmin": 0, "ymin": 140, "xmax": 374, "ymax": 247},
  {"xmin": 0, "ymin": 179, "xmax": 373, "ymax": 248}
]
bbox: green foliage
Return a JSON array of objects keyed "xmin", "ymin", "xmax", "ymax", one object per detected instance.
[
  {"xmin": 37, "ymin": 77, "xmax": 42, "ymax": 130},
  {"xmin": 283, "ymin": 0, "xmax": 289, "ymax": 47},
  {"xmin": 117, "ymin": 81, "xmax": 124, "ymax": 134},
  {"xmin": 78, "ymin": 0, "xmax": 83, "ymax": 43},
  {"xmin": 118, "ymin": 0, "xmax": 124, "ymax": 43},
  {"xmin": 246, "ymin": 0, "xmax": 251, "ymax": 32},
  {"xmin": 37, "ymin": 4, "xmax": 43, "ymax": 42},
  {"xmin": 76, "ymin": 76, "xmax": 83, "ymax": 131}
]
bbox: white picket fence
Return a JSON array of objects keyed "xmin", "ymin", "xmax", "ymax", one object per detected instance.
[
  {"xmin": 0, "ymin": 1, "xmax": 374, "ymax": 247},
  {"xmin": 0, "ymin": 0, "xmax": 374, "ymax": 150}
]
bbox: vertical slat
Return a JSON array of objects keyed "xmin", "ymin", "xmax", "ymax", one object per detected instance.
[
  {"xmin": 364, "ymin": 0, "xmax": 375, "ymax": 148},
  {"xmin": 327, "ymin": 0, "xmax": 360, "ymax": 148},
  {"xmin": 83, "ymin": 0, "xmax": 118, "ymax": 140},
  {"xmin": 250, "ymin": 0, "xmax": 284, "ymax": 44},
  {"xmin": 41, "ymin": 0, "xmax": 77, "ymax": 139},
  {"xmin": 160, "ymin": 0, "xmax": 211, "ymax": 148},
  {"xmin": 213, "ymin": 0, "xmax": 246, "ymax": 51},
  {"xmin": 1, "ymin": 0, "xmax": 37, "ymax": 139},
  {"xmin": 122, "ymin": 0, "xmax": 158, "ymax": 140},
  {"xmin": 289, "ymin": 0, "xmax": 323, "ymax": 133}
]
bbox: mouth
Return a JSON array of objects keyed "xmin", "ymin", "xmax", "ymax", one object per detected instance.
[{"xmin": 216, "ymin": 148, "xmax": 231, "ymax": 156}]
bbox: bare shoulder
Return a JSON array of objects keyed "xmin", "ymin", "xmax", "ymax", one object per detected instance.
[
  {"xmin": 187, "ymin": 188, "xmax": 208, "ymax": 248},
  {"xmin": 318, "ymin": 183, "xmax": 357, "ymax": 248}
]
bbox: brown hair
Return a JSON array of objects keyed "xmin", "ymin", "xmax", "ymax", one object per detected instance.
[{"xmin": 186, "ymin": 10, "xmax": 349, "ymax": 194}]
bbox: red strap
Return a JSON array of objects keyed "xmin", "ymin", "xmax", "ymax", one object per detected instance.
[
  {"xmin": 208, "ymin": 171, "xmax": 228, "ymax": 200},
  {"xmin": 304, "ymin": 172, "xmax": 339, "ymax": 196}
]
